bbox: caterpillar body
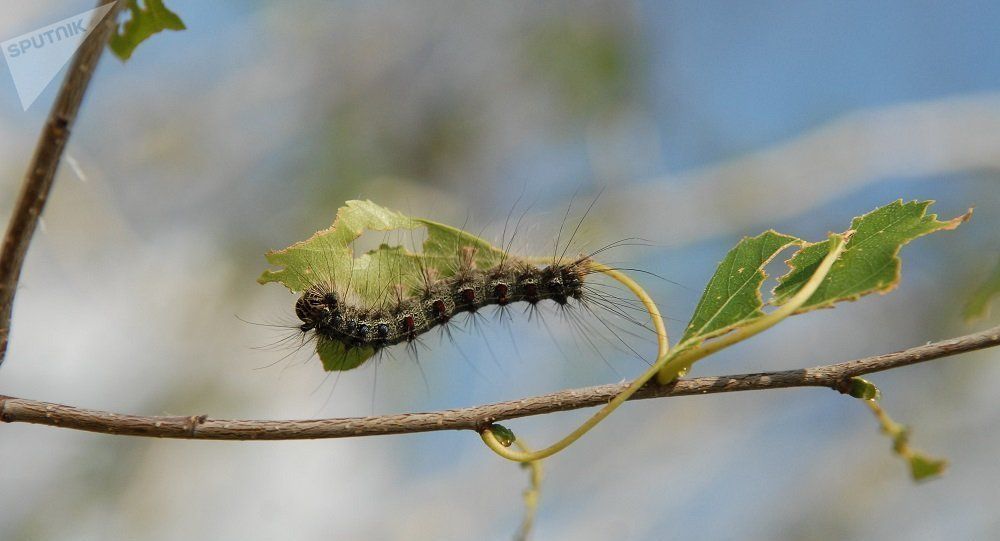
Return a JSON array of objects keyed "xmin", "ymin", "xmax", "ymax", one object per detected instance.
[{"xmin": 294, "ymin": 257, "xmax": 590, "ymax": 354}]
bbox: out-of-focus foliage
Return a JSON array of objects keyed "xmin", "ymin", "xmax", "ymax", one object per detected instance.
[
  {"xmin": 964, "ymin": 255, "xmax": 1000, "ymax": 321},
  {"xmin": 521, "ymin": 18, "xmax": 635, "ymax": 119},
  {"xmin": 861, "ymin": 388, "xmax": 948, "ymax": 481},
  {"xmin": 109, "ymin": 0, "xmax": 184, "ymax": 61}
]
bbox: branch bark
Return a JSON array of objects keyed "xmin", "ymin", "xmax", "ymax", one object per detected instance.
[
  {"xmin": 0, "ymin": 0, "xmax": 124, "ymax": 364},
  {"xmin": 2, "ymin": 325, "xmax": 997, "ymax": 440}
]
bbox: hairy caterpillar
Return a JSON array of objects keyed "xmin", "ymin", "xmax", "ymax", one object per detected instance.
[
  {"xmin": 260, "ymin": 200, "xmax": 651, "ymax": 372},
  {"xmin": 295, "ymin": 255, "xmax": 590, "ymax": 352}
]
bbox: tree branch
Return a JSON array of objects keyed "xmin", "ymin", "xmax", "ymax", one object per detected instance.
[
  {"xmin": 2, "ymin": 325, "xmax": 997, "ymax": 440},
  {"xmin": 0, "ymin": 0, "xmax": 124, "ymax": 365}
]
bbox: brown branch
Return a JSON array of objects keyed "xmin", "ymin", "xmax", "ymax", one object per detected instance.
[
  {"xmin": 0, "ymin": 0, "xmax": 124, "ymax": 364},
  {"xmin": 2, "ymin": 325, "xmax": 997, "ymax": 440}
]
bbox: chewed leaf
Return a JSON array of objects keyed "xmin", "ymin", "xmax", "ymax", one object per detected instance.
[
  {"xmin": 258, "ymin": 200, "xmax": 511, "ymax": 301},
  {"xmin": 964, "ymin": 255, "xmax": 1000, "ymax": 322},
  {"xmin": 109, "ymin": 0, "xmax": 185, "ymax": 61},
  {"xmin": 259, "ymin": 200, "xmax": 512, "ymax": 371},
  {"xmin": 314, "ymin": 198, "xmax": 423, "ymax": 247},
  {"xmin": 417, "ymin": 219, "xmax": 507, "ymax": 271},
  {"xmin": 679, "ymin": 231, "xmax": 800, "ymax": 345},
  {"xmin": 258, "ymin": 200, "xmax": 423, "ymax": 295},
  {"xmin": 773, "ymin": 200, "xmax": 971, "ymax": 312}
]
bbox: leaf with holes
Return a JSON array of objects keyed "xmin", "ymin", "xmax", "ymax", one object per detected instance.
[
  {"xmin": 679, "ymin": 231, "xmax": 801, "ymax": 346},
  {"xmin": 678, "ymin": 200, "xmax": 968, "ymax": 353},
  {"xmin": 773, "ymin": 200, "xmax": 971, "ymax": 312},
  {"xmin": 259, "ymin": 200, "xmax": 507, "ymax": 301}
]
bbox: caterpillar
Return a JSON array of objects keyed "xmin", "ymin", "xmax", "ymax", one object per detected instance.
[
  {"xmin": 259, "ymin": 199, "xmax": 652, "ymax": 372},
  {"xmin": 294, "ymin": 255, "xmax": 589, "ymax": 353}
]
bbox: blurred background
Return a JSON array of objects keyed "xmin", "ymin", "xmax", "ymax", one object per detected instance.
[{"xmin": 1, "ymin": 1, "xmax": 999, "ymax": 539}]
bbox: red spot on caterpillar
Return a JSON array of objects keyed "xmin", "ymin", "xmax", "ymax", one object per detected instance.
[
  {"xmin": 460, "ymin": 287, "xmax": 476, "ymax": 304},
  {"xmin": 523, "ymin": 282, "xmax": 539, "ymax": 302},
  {"xmin": 494, "ymin": 283, "xmax": 509, "ymax": 305},
  {"xmin": 402, "ymin": 314, "xmax": 416, "ymax": 340},
  {"xmin": 432, "ymin": 299, "xmax": 450, "ymax": 322}
]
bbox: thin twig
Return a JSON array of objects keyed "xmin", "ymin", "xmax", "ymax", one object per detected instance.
[
  {"xmin": 0, "ymin": 0, "xmax": 124, "ymax": 365},
  {"xmin": 2, "ymin": 325, "xmax": 997, "ymax": 440}
]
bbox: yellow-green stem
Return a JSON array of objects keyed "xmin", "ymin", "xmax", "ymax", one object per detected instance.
[
  {"xmin": 513, "ymin": 439, "xmax": 542, "ymax": 541},
  {"xmin": 480, "ymin": 262, "xmax": 669, "ymax": 461}
]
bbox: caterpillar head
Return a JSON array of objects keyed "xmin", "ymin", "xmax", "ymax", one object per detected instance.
[
  {"xmin": 541, "ymin": 262, "xmax": 586, "ymax": 304},
  {"xmin": 561, "ymin": 264, "xmax": 585, "ymax": 300},
  {"xmin": 295, "ymin": 285, "xmax": 340, "ymax": 331}
]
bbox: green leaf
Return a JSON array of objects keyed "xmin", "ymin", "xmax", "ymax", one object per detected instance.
[
  {"xmin": 964, "ymin": 255, "xmax": 1000, "ymax": 322},
  {"xmin": 315, "ymin": 340, "xmax": 372, "ymax": 372},
  {"xmin": 259, "ymin": 200, "xmax": 510, "ymax": 370},
  {"xmin": 109, "ymin": 0, "xmax": 185, "ymax": 61},
  {"xmin": 773, "ymin": 200, "xmax": 971, "ymax": 312},
  {"xmin": 909, "ymin": 453, "xmax": 948, "ymax": 481},
  {"xmin": 679, "ymin": 231, "xmax": 800, "ymax": 345},
  {"xmin": 417, "ymin": 218, "xmax": 508, "ymax": 271}
]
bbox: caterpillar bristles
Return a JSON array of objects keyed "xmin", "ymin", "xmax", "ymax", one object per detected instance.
[{"xmin": 294, "ymin": 256, "xmax": 593, "ymax": 355}]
